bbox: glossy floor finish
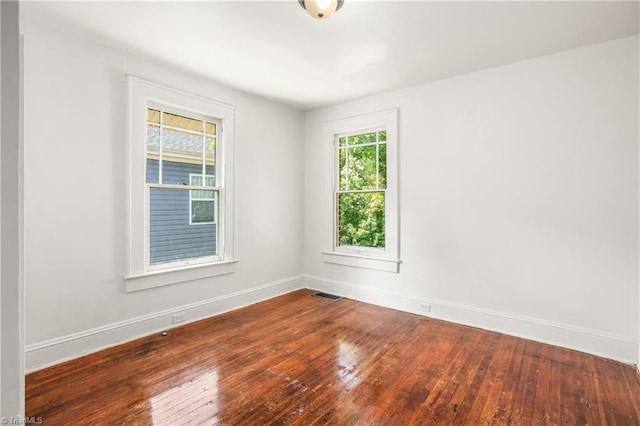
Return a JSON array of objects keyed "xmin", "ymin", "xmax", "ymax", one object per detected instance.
[{"xmin": 27, "ymin": 290, "xmax": 640, "ymax": 425}]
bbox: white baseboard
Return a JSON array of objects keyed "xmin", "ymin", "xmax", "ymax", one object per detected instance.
[
  {"xmin": 25, "ymin": 275, "xmax": 304, "ymax": 373},
  {"xmin": 304, "ymin": 274, "xmax": 639, "ymax": 365}
]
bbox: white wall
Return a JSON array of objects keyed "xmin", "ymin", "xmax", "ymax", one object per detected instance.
[
  {"xmin": 22, "ymin": 19, "xmax": 305, "ymax": 371},
  {"xmin": 304, "ymin": 36, "xmax": 640, "ymax": 364},
  {"xmin": 1, "ymin": 0, "xmax": 24, "ymax": 416}
]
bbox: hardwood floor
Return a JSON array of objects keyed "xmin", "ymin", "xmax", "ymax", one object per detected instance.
[{"xmin": 26, "ymin": 289, "xmax": 640, "ymax": 425}]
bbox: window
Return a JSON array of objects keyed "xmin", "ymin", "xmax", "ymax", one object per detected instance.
[
  {"xmin": 336, "ymin": 130, "xmax": 387, "ymax": 250},
  {"xmin": 127, "ymin": 77, "xmax": 236, "ymax": 292},
  {"xmin": 321, "ymin": 109, "xmax": 399, "ymax": 273},
  {"xmin": 146, "ymin": 107, "xmax": 219, "ymax": 266},
  {"xmin": 189, "ymin": 174, "xmax": 216, "ymax": 225}
]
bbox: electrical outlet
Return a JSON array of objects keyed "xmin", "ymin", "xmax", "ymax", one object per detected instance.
[
  {"xmin": 172, "ymin": 312, "xmax": 186, "ymax": 324},
  {"xmin": 418, "ymin": 304, "xmax": 431, "ymax": 313}
]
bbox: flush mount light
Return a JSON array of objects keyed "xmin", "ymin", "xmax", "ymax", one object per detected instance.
[{"xmin": 298, "ymin": 0, "xmax": 344, "ymax": 20}]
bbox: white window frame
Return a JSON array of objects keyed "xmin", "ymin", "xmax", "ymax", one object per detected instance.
[
  {"xmin": 321, "ymin": 109, "xmax": 400, "ymax": 273},
  {"xmin": 126, "ymin": 76, "xmax": 237, "ymax": 292},
  {"xmin": 189, "ymin": 173, "xmax": 217, "ymax": 225}
]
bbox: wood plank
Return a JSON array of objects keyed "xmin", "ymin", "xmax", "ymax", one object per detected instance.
[{"xmin": 26, "ymin": 289, "xmax": 640, "ymax": 425}]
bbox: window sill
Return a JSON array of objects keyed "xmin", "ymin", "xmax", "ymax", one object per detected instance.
[
  {"xmin": 125, "ymin": 259, "xmax": 239, "ymax": 292},
  {"xmin": 321, "ymin": 251, "xmax": 400, "ymax": 273}
]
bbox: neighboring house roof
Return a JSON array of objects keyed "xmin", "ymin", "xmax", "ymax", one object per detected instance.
[{"xmin": 147, "ymin": 126, "xmax": 215, "ymax": 165}]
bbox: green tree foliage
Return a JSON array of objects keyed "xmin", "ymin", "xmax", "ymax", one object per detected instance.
[
  {"xmin": 337, "ymin": 131, "xmax": 386, "ymax": 248},
  {"xmin": 338, "ymin": 192, "xmax": 385, "ymax": 247}
]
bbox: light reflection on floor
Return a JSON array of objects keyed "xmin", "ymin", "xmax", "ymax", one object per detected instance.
[
  {"xmin": 150, "ymin": 369, "xmax": 219, "ymax": 424},
  {"xmin": 336, "ymin": 341, "xmax": 362, "ymax": 389}
]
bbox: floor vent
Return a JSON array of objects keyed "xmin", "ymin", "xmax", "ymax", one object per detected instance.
[{"xmin": 313, "ymin": 292, "xmax": 343, "ymax": 302}]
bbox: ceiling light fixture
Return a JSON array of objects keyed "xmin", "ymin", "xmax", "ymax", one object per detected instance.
[{"xmin": 298, "ymin": 0, "xmax": 344, "ymax": 20}]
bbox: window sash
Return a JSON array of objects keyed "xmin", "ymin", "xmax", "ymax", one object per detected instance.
[
  {"xmin": 338, "ymin": 129, "xmax": 387, "ymax": 192},
  {"xmin": 336, "ymin": 190, "xmax": 386, "ymax": 250},
  {"xmin": 146, "ymin": 105, "xmax": 217, "ymax": 187},
  {"xmin": 146, "ymin": 185, "xmax": 221, "ymax": 271}
]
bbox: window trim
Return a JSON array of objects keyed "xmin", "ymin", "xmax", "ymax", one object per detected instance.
[
  {"xmin": 188, "ymin": 173, "xmax": 217, "ymax": 225},
  {"xmin": 126, "ymin": 76, "xmax": 237, "ymax": 291},
  {"xmin": 322, "ymin": 109, "xmax": 400, "ymax": 273}
]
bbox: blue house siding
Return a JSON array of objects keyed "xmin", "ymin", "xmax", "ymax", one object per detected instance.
[{"xmin": 147, "ymin": 159, "xmax": 216, "ymax": 265}]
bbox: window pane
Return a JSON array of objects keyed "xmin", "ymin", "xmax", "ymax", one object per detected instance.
[
  {"xmin": 148, "ymin": 109, "xmax": 160, "ymax": 124},
  {"xmin": 339, "ymin": 148, "xmax": 347, "ymax": 190},
  {"xmin": 146, "ymin": 124, "xmax": 160, "ymax": 184},
  {"xmin": 337, "ymin": 192, "xmax": 385, "ymax": 248},
  {"xmin": 192, "ymin": 200, "xmax": 214, "ymax": 223},
  {"xmin": 162, "ymin": 128, "xmax": 204, "ymax": 184},
  {"xmin": 149, "ymin": 188, "xmax": 217, "ymax": 265},
  {"xmin": 347, "ymin": 145, "xmax": 377, "ymax": 190},
  {"xmin": 378, "ymin": 130, "xmax": 387, "ymax": 142},
  {"xmin": 192, "ymin": 190, "xmax": 214, "ymax": 199},
  {"xmin": 378, "ymin": 143, "xmax": 387, "ymax": 189},
  {"xmin": 205, "ymin": 137, "xmax": 215, "ymax": 186},
  {"xmin": 190, "ymin": 175, "xmax": 203, "ymax": 186},
  {"xmin": 162, "ymin": 111, "xmax": 204, "ymax": 133},
  {"xmin": 348, "ymin": 132, "xmax": 377, "ymax": 145},
  {"xmin": 149, "ymin": 108, "xmax": 218, "ymax": 186},
  {"xmin": 339, "ymin": 136, "xmax": 347, "ymax": 147}
]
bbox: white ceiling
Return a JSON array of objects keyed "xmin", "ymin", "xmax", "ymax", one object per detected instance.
[{"xmin": 21, "ymin": 1, "xmax": 639, "ymax": 111}]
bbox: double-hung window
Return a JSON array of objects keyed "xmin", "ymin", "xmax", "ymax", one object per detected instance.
[
  {"xmin": 322, "ymin": 109, "xmax": 399, "ymax": 273},
  {"xmin": 127, "ymin": 77, "xmax": 236, "ymax": 291}
]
